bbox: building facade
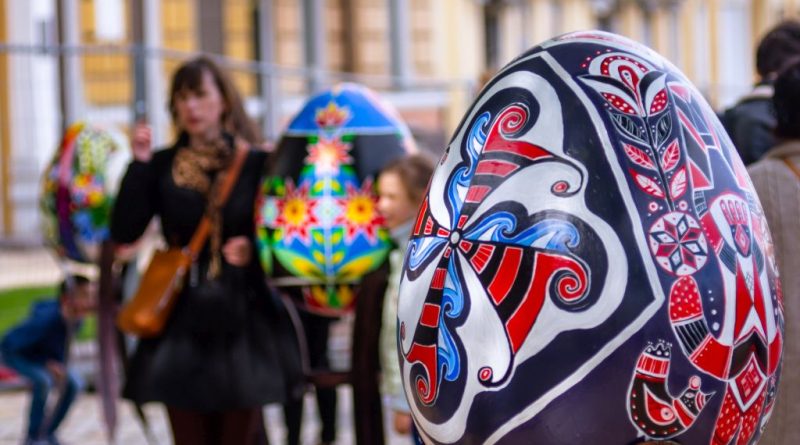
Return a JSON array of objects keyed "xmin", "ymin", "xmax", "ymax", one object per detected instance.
[{"xmin": 1, "ymin": 0, "xmax": 798, "ymax": 241}]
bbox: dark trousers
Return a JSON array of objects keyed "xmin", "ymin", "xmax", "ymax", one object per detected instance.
[
  {"xmin": 3, "ymin": 352, "xmax": 81, "ymax": 441},
  {"xmin": 284, "ymin": 312, "xmax": 337, "ymax": 445},
  {"xmin": 167, "ymin": 406, "xmax": 266, "ymax": 445}
]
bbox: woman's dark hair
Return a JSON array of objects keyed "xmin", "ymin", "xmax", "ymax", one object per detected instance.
[
  {"xmin": 380, "ymin": 153, "xmax": 437, "ymax": 206},
  {"xmin": 169, "ymin": 56, "xmax": 261, "ymax": 144},
  {"xmin": 773, "ymin": 59, "xmax": 800, "ymax": 140},
  {"xmin": 59, "ymin": 274, "xmax": 91, "ymax": 297},
  {"xmin": 756, "ymin": 20, "xmax": 800, "ymax": 80}
]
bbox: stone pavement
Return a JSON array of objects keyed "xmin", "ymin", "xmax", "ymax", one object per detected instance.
[
  {"xmin": 0, "ymin": 387, "xmax": 414, "ymax": 445},
  {"xmin": 0, "ymin": 247, "xmax": 64, "ymax": 291},
  {"xmin": 0, "ymin": 247, "xmax": 414, "ymax": 445}
]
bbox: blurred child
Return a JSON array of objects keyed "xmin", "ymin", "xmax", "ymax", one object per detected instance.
[
  {"xmin": 377, "ymin": 154, "xmax": 435, "ymax": 438},
  {"xmin": 0, "ymin": 275, "xmax": 94, "ymax": 445}
]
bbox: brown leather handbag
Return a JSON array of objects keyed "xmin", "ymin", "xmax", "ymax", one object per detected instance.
[{"xmin": 116, "ymin": 143, "xmax": 248, "ymax": 337}]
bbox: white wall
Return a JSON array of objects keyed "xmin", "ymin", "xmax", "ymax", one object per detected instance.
[
  {"xmin": 693, "ymin": 1, "xmax": 712, "ymax": 100},
  {"xmin": 7, "ymin": 0, "xmax": 60, "ymax": 240},
  {"xmin": 717, "ymin": 0, "xmax": 754, "ymax": 108}
]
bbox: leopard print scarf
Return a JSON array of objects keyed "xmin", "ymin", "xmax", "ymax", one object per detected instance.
[{"xmin": 172, "ymin": 135, "xmax": 234, "ymax": 279}]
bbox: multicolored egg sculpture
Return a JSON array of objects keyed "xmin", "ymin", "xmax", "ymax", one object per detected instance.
[
  {"xmin": 40, "ymin": 122, "xmax": 129, "ymax": 264},
  {"xmin": 398, "ymin": 31, "xmax": 783, "ymax": 444},
  {"xmin": 257, "ymin": 83, "xmax": 415, "ymax": 315}
]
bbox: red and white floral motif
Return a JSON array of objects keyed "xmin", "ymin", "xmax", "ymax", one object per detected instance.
[
  {"xmin": 648, "ymin": 212, "xmax": 708, "ymax": 276},
  {"xmin": 274, "ymin": 181, "xmax": 319, "ymax": 245},
  {"xmin": 304, "ymin": 138, "xmax": 353, "ymax": 175},
  {"xmin": 335, "ymin": 181, "xmax": 384, "ymax": 243}
]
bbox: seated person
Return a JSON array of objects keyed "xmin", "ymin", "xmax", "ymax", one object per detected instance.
[{"xmin": 0, "ymin": 275, "xmax": 94, "ymax": 445}]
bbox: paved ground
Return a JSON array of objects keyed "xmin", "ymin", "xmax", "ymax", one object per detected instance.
[
  {"xmin": 0, "ymin": 387, "xmax": 413, "ymax": 445},
  {"xmin": 0, "ymin": 247, "xmax": 64, "ymax": 291},
  {"xmin": 0, "ymin": 247, "xmax": 413, "ymax": 445}
]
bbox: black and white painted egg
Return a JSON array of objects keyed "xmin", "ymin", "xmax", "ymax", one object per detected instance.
[{"xmin": 398, "ymin": 31, "xmax": 783, "ymax": 445}]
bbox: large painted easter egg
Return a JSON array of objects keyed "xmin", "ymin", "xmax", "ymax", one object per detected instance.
[
  {"xmin": 257, "ymin": 83, "xmax": 415, "ymax": 315},
  {"xmin": 398, "ymin": 31, "xmax": 784, "ymax": 444},
  {"xmin": 40, "ymin": 122, "xmax": 129, "ymax": 264}
]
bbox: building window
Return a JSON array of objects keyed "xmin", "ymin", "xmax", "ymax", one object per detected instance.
[
  {"xmin": 484, "ymin": 1, "xmax": 502, "ymax": 71},
  {"xmin": 93, "ymin": 0, "xmax": 125, "ymax": 42}
]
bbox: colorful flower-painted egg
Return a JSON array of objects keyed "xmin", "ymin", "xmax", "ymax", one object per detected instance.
[
  {"xmin": 40, "ymin": 122, "xmax": 129, "ymax": 264},
  {"xmin": 398, "ymin": 31, "xmax": 783, "ymax": 444},
  {"xmin": 257, "ymin": 83, "xmax": 415, "ymax": 315}
]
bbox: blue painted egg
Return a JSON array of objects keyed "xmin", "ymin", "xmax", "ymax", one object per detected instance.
[
  {"xmin": 398, "ymin": 31, "xmax": 784, "ymax": 444},
  {"xmin": 257, "ymin": 83, "xmax": 415, "ymax": 315}
]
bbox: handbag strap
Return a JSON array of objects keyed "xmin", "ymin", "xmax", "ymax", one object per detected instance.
[
  {"xmin": 185, "ymin": 139, "xmax": 249, "ymax": 259},
  {"xmin": 782, "ymin": 157, "xmax": 800, "ymax": 181}
]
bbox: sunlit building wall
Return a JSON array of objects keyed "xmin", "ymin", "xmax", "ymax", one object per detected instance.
[{"xmin": 1, "ymin": 0, "xmax": 799, "ymax": 240}]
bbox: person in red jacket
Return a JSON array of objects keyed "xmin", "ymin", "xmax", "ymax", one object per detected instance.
[{"xmin": 0, "ymin": 275, "xmax": 94, "ymax": 445}]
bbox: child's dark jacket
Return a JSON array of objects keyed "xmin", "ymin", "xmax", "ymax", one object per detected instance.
[{"xmin": 1, "ymin": 301, "xmax": 68, "ymax": 364}]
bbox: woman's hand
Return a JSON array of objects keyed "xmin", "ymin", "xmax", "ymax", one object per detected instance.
[
  {"xmin": 131, "ymin": 122, "xmax": 153, "ymax": 162},
  {"xmin": 260, "ymin": 140, "xmax": 276, "ymax": 153},
  {"xmin": 393, "ymin": 411, "xmax": 413, "ymax": 435},
  {"xmin": 222, "ymin": 236, "xmax": 252, "ymax": 267}
]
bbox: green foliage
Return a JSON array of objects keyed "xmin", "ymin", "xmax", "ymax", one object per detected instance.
[
  {"xmin": 76, "ymin": 314, "xmax": 96, "ymax": 341},
  {"xmin": 0, "ymin": 286, "xmax": 56, "ymax": 336}
]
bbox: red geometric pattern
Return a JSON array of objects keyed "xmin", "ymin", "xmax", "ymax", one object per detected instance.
[
  {"xmin": 689, "ymin": 336, "xmax": 732, "ymax": 380},
  {"xmin": 580, "ymin": 49, "xmax": 784, "ymax": 444},
  {"xmin": 733, "ymin": 356, "xmax": 766, "ymax": 407},
  {"xmin": 628, "ymin": 342, "xmax": 711, "ymax": 439},
  {"xmin": 274, "ymin": 181, "xmax": 319, "ymax": 245},
  {"xmin": 334, "ymin": 182, "xmax": 385, "ymax": 243},
  {"xmin": 304, "ymin": 137, "xmax": 353, "ymax": 174},
  {"xmin": 487, "ymin": 247, "xmax": 523, "ymax": 305},
  {"xmin": 648, "ymin": 212, "xmax": 708, "ymax": 276},
  {"xmin": 314, "ymin": 101, "xmax": 350, "ymax": 128},
  {"xmin": 668, "ymin": 276, "xmax": 703, "ymax": 322},
  {"xmin": 711, "ymin": 385, "xmax": 765, "ymax": 445}
]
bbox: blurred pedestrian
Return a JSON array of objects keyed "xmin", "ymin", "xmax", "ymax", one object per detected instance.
[
  {"xmin": 111, "ymin": 56, "xmax": 301, "ymax": 445},
  {"xmin": 746, "ymin": 58, "xmax": 800, "ymax": 445},
  {"xmin": 376, "ymin": 153, "xmax": 435, "ymax": 440},
  {"xmin": 720, "ymin": 20, "xmax": 800, "ymax": 165},
  {"xmin": 0, "ymin": 275, "xmax": 94, "ymax": 445}
]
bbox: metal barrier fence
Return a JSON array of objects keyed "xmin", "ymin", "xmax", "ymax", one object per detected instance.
[
  {"xmin": 0, "ymin": 40, "xmax": 473, "ymax": 137},
  {"xmin": 0, "ymin": 42, "xmax": 474, "ymax": 246}
]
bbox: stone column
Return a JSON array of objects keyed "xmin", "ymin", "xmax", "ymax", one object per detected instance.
[
  {"xmin": 389, "ymin": 0, "xmax": 412, "ymax": 89},
  {"xmin": 302, "ymin": 0, "xmax": 326, "ymax": 93},
  {"xmin": 56, "ymin": 0, "xmax": 83, "ymax": 131}
]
